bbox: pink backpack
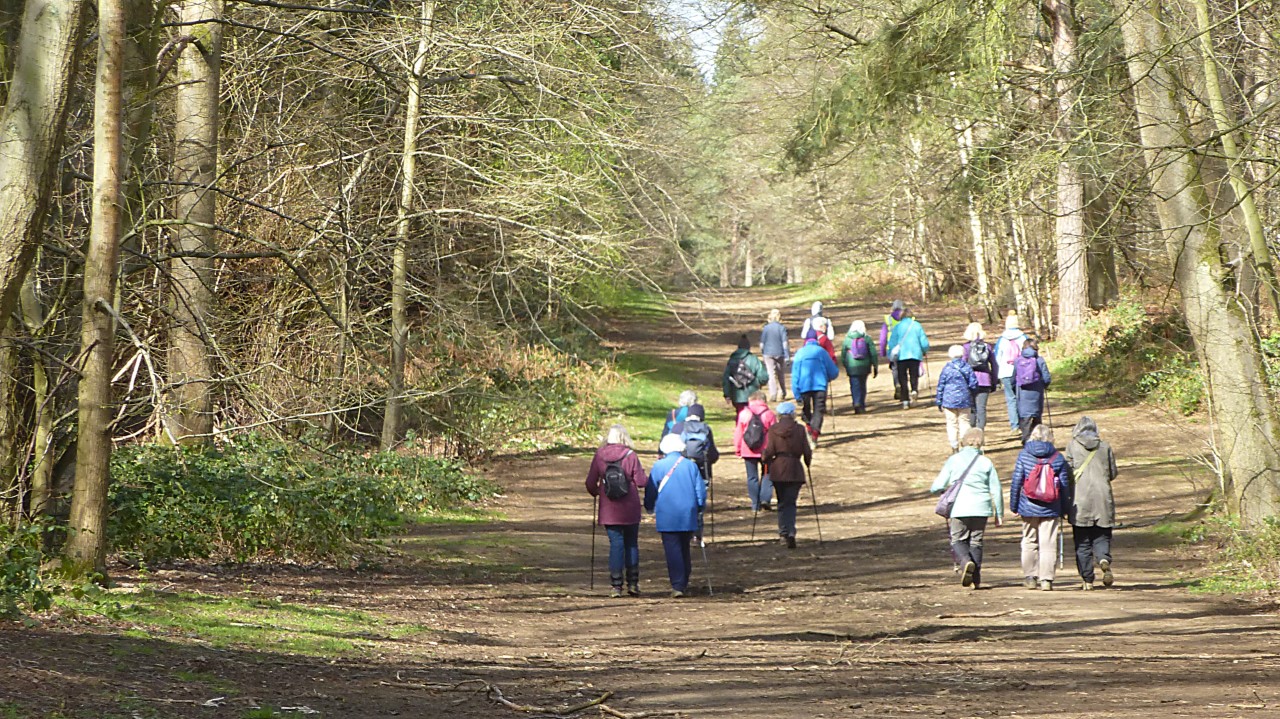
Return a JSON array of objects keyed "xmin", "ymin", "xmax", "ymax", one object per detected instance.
[{"xmin": 1023, "ymin": 454, "xmax": 1061, "ymax": 503}]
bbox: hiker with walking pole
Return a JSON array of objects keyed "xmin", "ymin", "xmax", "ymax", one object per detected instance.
[
  {"xmin": 734, "ymin": 390, "xmax": 776, "ymax": 514},
  {"xmin": 1013, "ymin": 336, "xmax": 1052, "ymax": 445},
  {"xmin": 585, "ymin": 424, "xmax": 648, "ymax": 597},
  {"xmin": 644, "ymin": 434, "xmax": 707, "ymax": 598},
  {"xmin": 761, "ymin": 402, "xmax": 813, "ymax": 549},
  {"xmin": 672, "ymin": 404, "xmax": 720, "ymax": 542},
  {"xmin": 1010, "ymin": 424, "xmax": 1073, "ymax": 591}
]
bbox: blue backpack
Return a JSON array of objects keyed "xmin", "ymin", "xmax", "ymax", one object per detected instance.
[{"xmin": 680, "ymin": 421, "xmax": 710, "ymax": 462}]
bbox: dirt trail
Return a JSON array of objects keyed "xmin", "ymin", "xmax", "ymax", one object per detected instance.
[{"xmin": 5, "ymin": 288, "xmax": 1279, "ymax": 718}]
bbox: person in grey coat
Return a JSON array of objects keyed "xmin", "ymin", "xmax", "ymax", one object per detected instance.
[
  {"xmin": 1067, "ymin": 416, "xmax": 1119, "ymax": 590},
  {"xmin": 761, "ymin": 309, "xmax": 790, "ymax": 401}
]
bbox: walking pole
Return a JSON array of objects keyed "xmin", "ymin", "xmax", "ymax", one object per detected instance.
[
  {"xmin": 590, "ymin": 496, "xmax": 598, "ymax": 590},
  {"xmin": 805, "ymin": 464, "xmax": 824, "ymax": 545},
  {"xmin": 751, "ymin": 461, "xmax": 767, "ymax": 542},
  {"xmin": 699, "ymin": 535, "xmax": 714, "ymax": 596},
  {"xmin": 706, "ymin": 461, "xmax": 715, "ymax": 543},
  {"xmin": 1058, "ymin": 518, "xmax": 1065, "ymax": 570}
]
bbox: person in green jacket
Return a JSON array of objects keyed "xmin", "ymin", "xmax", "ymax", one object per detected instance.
[
  {"xmin": 722, "ymin": 334, "xmax": 769, "ymax": 415},
  {"xmin": 839, "ymin": 320, "xmax": 879, "ymax": 414},
  {"xmin": 930, "ymin": 428, "xmax": 1004, "ymax": 589}
]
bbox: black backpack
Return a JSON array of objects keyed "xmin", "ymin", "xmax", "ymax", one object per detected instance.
[
  {"xmin": 601, "ymin": 451, "xmax": 632, "ymax": 500},
  {"xmin": 729, "ymin": 357, "xmax": 755, "ymax": 389},
  {"xmin": 967, "ymin": 340, "xmax": 991, "ymax": 371},
  {"xmin": 742, "ymin": 409, "xmax": 766, "ymax": 451}
]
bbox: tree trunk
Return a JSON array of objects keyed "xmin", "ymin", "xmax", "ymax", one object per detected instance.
[
  {"xmin": 0, "ymin": 0, "xmax": 89, "ymax": 330},
  {"xmin": 1189, "ymin": 0, "xmax": 1280, "ymax": 320},
  {"xmin": 381, "ymin": 0, "xmax": 436, "ymax": 451},
  {"xmin": 20, "ymin": 273, "xmax": 53, "ymax": 518},
  {"xmin": 169, "ymin": 0, "xmax": 221, "ymax": 443},
  {"xmin": 1120, "ymin": 0, "xmax": 1280, "ymax": 523},
  {"xmin": 1043, "ymin": 0, "xmax": 1088, "ymax": 334},
  {"xmin": 66, "ymin": 0, "xmax": 127, "ymax": 575},
  {"xmin": 955, "ymin": 120, "xmax": 991, "ymax": 316}
]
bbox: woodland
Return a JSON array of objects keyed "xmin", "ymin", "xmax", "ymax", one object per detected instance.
[{"xmin": 1, "ymin": 0, "xmax": 1280, "ymax": 668}]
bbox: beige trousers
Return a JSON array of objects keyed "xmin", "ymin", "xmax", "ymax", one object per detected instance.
[
  {"xmin": 943, "ymin": 407, "xmax": 971, "ymax": 450},
  {"xmin": 1021, "ymin": 516, "xmax": 1061, "ymax": 582},
  {"xmin": 764, "ymin": 355, "xmax": 787, "ymax": 401}
]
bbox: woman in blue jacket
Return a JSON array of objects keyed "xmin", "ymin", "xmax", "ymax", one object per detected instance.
[
  {"xmin": 644, "ymin": 433, "xmax": 707, "ymax": 598},
  {"xmin": 1010, "ymin": 424, "xmax": 1073, "ymax": 591},
  {"xmin": 935, "ymin": 345, "xmax": 978, "ymax": 451},
  {"xmin": 887, "ymin": 308, "xmax": 930, "ymax": 408}
]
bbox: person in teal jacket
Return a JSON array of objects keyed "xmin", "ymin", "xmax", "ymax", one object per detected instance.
[
  {"xmin": 839, "ymin": 320, "xmax": 879, "ymax": 413},
  {"xmin": 722, "ymin": 334, "xmax": 769, "ymax": 414},
  {"xmin": 887, "ymin": 307, "xmax": 930, "ymax": 408},
  {"xmin": 930, "ymin": 427, "xmax": 1003, "ymax": 589}
]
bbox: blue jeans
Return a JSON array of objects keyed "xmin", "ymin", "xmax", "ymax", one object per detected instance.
[
  {"xmin": 660, "ymin": 531, "xmax": 694, "ymax": 592},
  {"xmin": 848, "ymin": 373, "xmax": 868, "ymax": 408},
  {"xmin": 1001, "ymin": 376, "xmax": 1019, "ymax": 430},
  {"xmin": 745, "ymin": 459, "xmax": 773, "ymax": 511},
  {"xmin": 605, "ymin": 524, "xmax": 639, "ymax": 587}
]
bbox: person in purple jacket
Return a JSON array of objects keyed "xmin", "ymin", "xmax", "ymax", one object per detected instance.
[
  {"xmin": 1010, "ymin": 424, "xmax": 1073, "ymax": 591},
  {"xmin": 962, "ymin": 323, "xmax": 997, "ymax": 430},
  {"xmin": 879, "ymin": 299, "xmax": 906, "ymax": 394},
  {"xmin": 586, "ymin": 424, "xmax": 649, "ymax": 597}
]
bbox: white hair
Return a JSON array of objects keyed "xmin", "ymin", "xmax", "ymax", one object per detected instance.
[
  {"xmin": 850, "ymin": 320, "xmax": 866, "ymax": 334},
  {"xmin": 768, "ymin": 309, "xmax": 781, "ymax": 323},
  {"xmin": 678, "ymin": 390, "xmax": 698, "ymax": 407},
  {"xmin": 964, "ymin": 323, "xmax": 985, "ymax": 341},
  {"xmin": 1029, "ymin": 424, "xmax": 1054, "ymax": 443},
  {"xmin": 813, "ymin": 317, "xmax": 828, "ymax": 331},
  {"xmin": 948, "ymin": 344, "xmax": 965, "ymax": 359},
  {"xmin": 603, "ymin": 423, "xmax": 633, "ymax": 448},
  {"xmin": 659, "ymin": 433, "xmax": 686, "ymax": 455}
]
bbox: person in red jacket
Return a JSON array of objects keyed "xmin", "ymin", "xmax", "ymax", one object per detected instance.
[
  {"xmin": 733, "ymin": 390, "xmax": 777, "ymax": 512},
  {"xmin": 585, "ymin": 424, "xmax": 648, "ymax": 597}
]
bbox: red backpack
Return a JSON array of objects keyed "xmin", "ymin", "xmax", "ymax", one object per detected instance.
[{"xmin": 1023, "ymin": 454, "xmax": 1061, "ymax": 503}]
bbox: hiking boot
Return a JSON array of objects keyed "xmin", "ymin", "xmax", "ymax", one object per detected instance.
[
  {"xmin": 1082, "ymin": 581, "xmax": 1093, "ymax": 591},
  {"xmin": 671, "ymin": 589, "xmax": 685, "ymax": 598},
  {"xmin": 961, "ymin": 561, "xmax": 976, "ymax": 587},
  {"xmin": 1099, "ymin": 559, "xmax": 1114, "ymax": 586},
  {"xmin": 627, "ymin": 583, "xmax": 641, "ymax": 597},
  {"xmin": 1039, "ymin": 580, "xmax": 1053, "ymax": 591},
  {"xmin": 1023, "ymin": 576, "xmax": 1038, "ymax": 589},
  {"xmin": 785, "ymin": 535, "xmax": 797, "ymax": 549},
  {"xmin": 610, "ymin": 587, "xmax": 623, "ymax": 598}
]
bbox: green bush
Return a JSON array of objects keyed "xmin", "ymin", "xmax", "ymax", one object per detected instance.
[
  {"xmin": 109, "ymin": 437, "xmax": 496, "ymax": 565},
  {"xmin": 0, "ymin": 523, "xmax": 54, "ymax": 619},
  {"xmin": 1182, "ymin": 511, "xmax": 1280, "ymax": 593},
  {"xmin": 1052, "ymin": 299, "xmax": 1204, "ymax": 415}
]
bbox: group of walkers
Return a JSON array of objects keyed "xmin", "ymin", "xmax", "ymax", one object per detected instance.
[{"xmin": 585, "ymin": 299, "xmax": 1119, "ymax": 598}]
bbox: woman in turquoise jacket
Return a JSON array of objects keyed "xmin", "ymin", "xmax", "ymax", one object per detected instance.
[
  {"xmin": 930, "ymin": 427, "xmax": 1003, "ymax": 589},
  {"xmin": 887, "ymin": 308, "xmax": 930, "ymax": 407}
]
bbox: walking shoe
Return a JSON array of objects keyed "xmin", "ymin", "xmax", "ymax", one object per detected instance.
[
  {"xmin": 761, "ymin": 503, "xmax": 773, "ymax": 511},
  {"xmin": 902, "ymin": 401, "xmax": 911, "ymax": 410},
  {"xmin": 1081, "ymin": 581, "xmax": 1093, "ymax": 591},
  {"xmin": 610, "ymin": 587, "xmax": 623, "ymax": 598},
  {"xmin": 627, "ymin": 583, "xmax": 640, "ymax": 597},
  {"xmin": 1099, "ymin": 559, "xmax": 1114, "ymax": 586},
  {"xmin": 785, "ymin": 535, "xmax": 797, "ymax": 549},
  {"xmin": 1039, "ymin": 580, "xmax": 1053, "ymax": 591},
  {"xmin": 1023, "ymin": 576, "xmax": 1038, "ymax": 589},
  {"xmin": 961, "ymin": 561, "xmax": 976, "ymax": 587},
  {"xmin": 910, "ymin": 390, "xmax": 918, "ymax": 401},
  {"xmin": 671, "ymin": 589, "xmax": 685, "ymax": 598}
]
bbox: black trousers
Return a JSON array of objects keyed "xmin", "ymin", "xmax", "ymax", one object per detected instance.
[
  {"xmin": 1019, "ymin": 414, "xmax": 1042, "ymax": 445},
  {"xmin": 1072, "ymin": 524, "xmax": 1113, "ymax": 583},
  {"xmin": 801, "ymin": 390, "xmax": 828, "ymax": 436},
  {"xmin": 895, "ymin": 359, "xmax": 921, "ymax": 400}
]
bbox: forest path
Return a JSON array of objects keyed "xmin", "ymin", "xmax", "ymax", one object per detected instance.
[
  {"xmin": 6, "ymin": 288, "xmax": 1280, "ymax": 719},
  {"xmin": 394, "ymin": 287, "xmax": 1280, "ymax": 719}
]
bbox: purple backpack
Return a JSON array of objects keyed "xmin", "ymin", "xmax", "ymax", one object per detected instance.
[{"xmin": 1015, "ymin": 354, "xmax": 1042, "ymax": 388}]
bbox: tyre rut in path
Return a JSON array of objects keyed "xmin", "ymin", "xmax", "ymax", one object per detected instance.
[{"xmin": 423, "ymin": 288, "xmax": 1280, "ymax": 719}]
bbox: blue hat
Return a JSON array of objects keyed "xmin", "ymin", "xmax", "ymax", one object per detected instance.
[{"xmin": 776, "ymin": 401, "xmax": 796, "ymax": 415}]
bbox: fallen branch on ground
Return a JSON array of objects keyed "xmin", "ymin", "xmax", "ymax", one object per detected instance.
[{"xmin": 936, "ymin": 608, "xmax": 1031, "ymax": 619}]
